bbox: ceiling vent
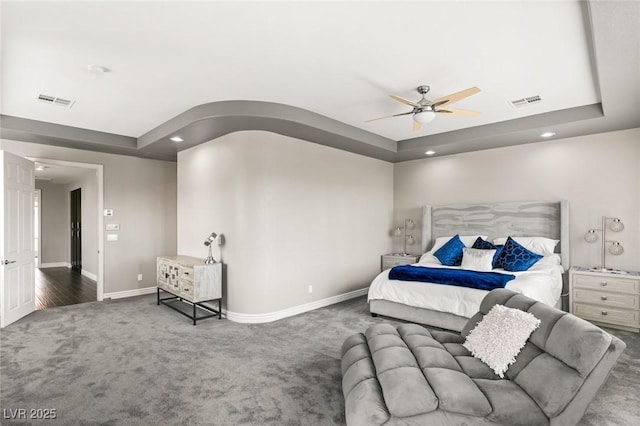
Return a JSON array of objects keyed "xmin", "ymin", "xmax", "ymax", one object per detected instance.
[
  {"xmin": 37, "ymin": 94, "xmax": 75, "ymax": 108},
  {"xmin": 510, "ymin": 95, "xmax": 541, "ymax": 108}
]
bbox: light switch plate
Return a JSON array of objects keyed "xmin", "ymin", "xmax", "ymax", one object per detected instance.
[
  {"xmin": 104, "ymin": 209, "xmax": 114, "ymax": 216},
  {"xmin": 107, "ymin": 234, "xmax": 118, "ymax": 241},
  {"xmin": 106, "ymin": 223, "xmax": 120, "ymax": 231}
]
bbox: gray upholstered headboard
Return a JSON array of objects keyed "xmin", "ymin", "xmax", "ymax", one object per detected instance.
[{"xmin": 421, "ymin": 200, "xmax": 570, "ymax": 269}]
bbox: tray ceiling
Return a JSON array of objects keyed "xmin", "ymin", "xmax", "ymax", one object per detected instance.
[{"xmin": 1, "ymin": 1, "xmax": 638, "ymax": 162}]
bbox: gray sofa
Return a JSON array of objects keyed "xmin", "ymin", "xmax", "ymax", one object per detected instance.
[{"xmin": 341, "ymin": 288, "xmax": 626, "ymax": 425}]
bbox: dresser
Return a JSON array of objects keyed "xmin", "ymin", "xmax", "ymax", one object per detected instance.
[
  {"xmin": 157, "ymin": 255, "xmax": 223, "ymax": 325},
  {"xmin": 569, "ymin": 266, "xmax": 640, "ymax": 332},
  {"xmin": 381, "ymin": 253, "xmax": 420, "ymax": 272}
]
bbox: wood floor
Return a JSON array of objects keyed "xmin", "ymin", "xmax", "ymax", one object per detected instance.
[{"xmin": 35, "ymin": 267, "xmax": 97, "ymax": 310}]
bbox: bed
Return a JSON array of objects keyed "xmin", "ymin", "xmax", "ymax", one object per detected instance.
[{"xmin": 368, "ymin": 200, "xmax": 569, "ymax": 331}]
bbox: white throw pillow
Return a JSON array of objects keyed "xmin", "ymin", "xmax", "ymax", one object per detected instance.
[
  {"xmin": 461, "ymin": 248, "xmax": 496, "ymax": 271},
  {"xmin": 493, "ymin": 236, "xmax": 559, "ymax": 256},
  {"xmin": 463, "ymin": 304, "xmax": 541, "ymax": 378}
]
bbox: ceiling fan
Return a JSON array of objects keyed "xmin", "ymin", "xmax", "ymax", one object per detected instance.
[{"xmin": 367, "ymin": 85, "xmax": 481, "ymax": 131}]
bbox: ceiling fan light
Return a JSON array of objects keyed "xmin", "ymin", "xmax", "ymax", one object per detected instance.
[{"xmin": 413, "ymin": 110, "xmax": 436, "ymax": 124}]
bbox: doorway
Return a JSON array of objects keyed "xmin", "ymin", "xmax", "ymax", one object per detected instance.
[
  {"xmin": 70, "ymin": 188, "xmax": 82, "ymax": 272},
  {"xmin": 31, "ymin": 158, "xmax": 104, "ymax": 305}
]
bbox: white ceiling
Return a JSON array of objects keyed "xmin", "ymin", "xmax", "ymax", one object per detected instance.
[
  {"xmin": 0, "ymin": 1, "xmax": 638, "ymax": 161},
  {"xmin": 34, "ymin": 161, "xmax": 93, "ymax": 185}
]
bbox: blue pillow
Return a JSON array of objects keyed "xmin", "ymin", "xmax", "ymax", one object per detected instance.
[
  {"xmin": 493, "ymin": 236, "xmax": 543, "ymax": 272},
  {"xmin": 434, "ymin": 235, "xmax": 466, "ymax": 266},
  {"xmin": 471, "ymin": 237, "xmax": 495, "ymax": 250},
  {"xmin": 471, "ymin": 237, "xmax": 503, "ymax": 267}
]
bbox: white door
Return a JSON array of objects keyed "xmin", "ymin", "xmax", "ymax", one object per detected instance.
[{"xmin": 0, "ymin": 150, "xmax": 35, "ymax": 328}]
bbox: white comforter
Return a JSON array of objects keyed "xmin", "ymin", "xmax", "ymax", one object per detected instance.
[{"xmin": 368, "ymin": 261, "xmax": 564, "ymax": 319}]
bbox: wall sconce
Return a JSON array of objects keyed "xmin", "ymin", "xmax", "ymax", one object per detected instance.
[
  {"xmin": 204, "ymin": 232, "xmax": 217, "ymax": 264},
  {"xmin": 393, "ymin": 219, "xmax": 415, "ymax": 254},
  {"xmin": 584, "ymin": 216, "xmax": 624, "ymax": 271}
]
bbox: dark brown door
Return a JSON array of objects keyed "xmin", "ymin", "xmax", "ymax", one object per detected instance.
[{"xmin": 70, "ymin": 188, "xmax": 82, "ymax": 271}]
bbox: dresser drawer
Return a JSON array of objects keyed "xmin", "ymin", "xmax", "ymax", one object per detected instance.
[
  {"xmin": 573, "ymin": 274, "xmax": 640, "ymax": 294},
  {"xmin": 382, "ymin": 255, "xmax": 419, "ymax": 271},
  {"xmin": 180, "ymin": 280, "xmax": 194, "ymax": 301},
  {"xmin": 573, "ymin": 288, "xmax": 640, "ymax": 310},
  {"xmin": 180, "ymin": 266, "xmax": 194, "ymax": 282},
  {"xmin": 382, "ymin": 259, "xmax": 407, "ymax": 270},
  {"xmin": 573, "ymin": 302, "xmax": 640, "ymax": 327}
]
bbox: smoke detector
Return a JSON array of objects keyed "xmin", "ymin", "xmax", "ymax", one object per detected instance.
[
  {"xmin": 37, "ymin": 94, "xmax": 75, "ymax": 108},
  {"xmin": 86, "ymin": 64, "xmax": 110, "ymax": 74}
]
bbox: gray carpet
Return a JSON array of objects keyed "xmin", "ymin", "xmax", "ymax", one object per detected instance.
[{"xmin": 1, "ymin": 295, "xmax": 638, "ymax": 425}]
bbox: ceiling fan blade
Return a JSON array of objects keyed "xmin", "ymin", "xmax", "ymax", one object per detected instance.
[
  {"xmin": 365, "ymin": 111, "xmax": 413, "ymax": 122},
  {"xmin": 390, "ymin": 95, "xmax": 421, "ymax": 108},
  {"xmin": 431, "ymin": 87, "xmax": 480, "ymax": 108},
  {"xmin": 413, "ymin": 120, "xmax": 422, "ymax": 131},
  {"xmin": 435, "ymin": 108, "xmax": 481, "ymax": 117}
]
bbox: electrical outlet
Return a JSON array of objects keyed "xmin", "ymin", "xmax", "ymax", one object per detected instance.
[
  {"xmin": 137, "ymin": 274, "xmax": 143, "ymax": 281},
  {"xmin": 308, "ymin": 285, "xmax": 313, "ymax": 293}
]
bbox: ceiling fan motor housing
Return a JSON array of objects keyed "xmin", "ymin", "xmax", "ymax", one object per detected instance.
[
  {"xmin": 416, "ymin": 86, "xmax": 433, "ymax": 110},
  {"xmin": 417, "ymin": 85, "xmax": 431, "ymax": 95}
]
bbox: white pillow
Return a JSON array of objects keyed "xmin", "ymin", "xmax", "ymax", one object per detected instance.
[
  {"xmin": 461, "ymin": 248, "xmax": 496, "ymax": 271},
  {"xmin": 463, "ymin": 304, "xmax": 541, "ymax": 378},
  {"xmin": 531, "ymin": 254, "xmax": 562, "ymax": 267},
  {"xmin": 421, "ymin": 235, "xmax": 488, "ymax": 265},
  {"xmin": 493, "ymin": 236, "xmax": 559, "ymax": 256}
]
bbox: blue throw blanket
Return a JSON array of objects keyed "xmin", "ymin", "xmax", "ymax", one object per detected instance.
[{"xmin": 388, "ymin": 265, "xmax": 516, "ymax": 291}]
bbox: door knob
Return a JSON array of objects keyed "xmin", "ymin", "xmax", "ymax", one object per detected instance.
[{"xmin": 2, "ymin": 260, "xmax": 17, "ymax": 265}]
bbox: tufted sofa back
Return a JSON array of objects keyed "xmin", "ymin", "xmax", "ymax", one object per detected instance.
[{"xmin": 461, "ymin": 289, "xmax": 625, "ymax": 423}]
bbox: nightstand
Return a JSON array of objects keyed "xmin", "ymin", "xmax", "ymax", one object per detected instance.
[
  {"xmin": 569, "ymin": 266, "xmax": 640, "ymax": 332},
  {"xmin": 381, "ymin": 253, "xmax": 420, "ymax": 271}
]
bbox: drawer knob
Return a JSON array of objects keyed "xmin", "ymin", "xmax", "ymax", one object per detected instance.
[
  {"xmin": 601, "ymin": 311, "xmax": 608, "ymax": 316},
  {"xmin": 601, "ymin": 295, "xmax": 608, "ymax": 301},
  {"xmin": 600, "ymin": 281, "xmax": 608, "ymax": 286}
]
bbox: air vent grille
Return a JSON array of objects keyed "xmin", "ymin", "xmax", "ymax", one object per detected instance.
[
  {"xmin": 37, "ymin": 94, "xmax": 75, "ymax": 108},
  {"xmin": 510, "ymin": 95, "xmax": 542, "ymax": 108},
  {"xmin": 38, "ymin": 94, "xmax": 55, "ymax": 103}
]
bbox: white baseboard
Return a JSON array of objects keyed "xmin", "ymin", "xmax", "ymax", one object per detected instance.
[
  {"xmin": 102, "ymin": 286, "xmax": 368, "ymax": 323},
  {"xmin": 104, "ymin": 286, "xmax": 157, "ymax": 300},
  {"xmin": 81, "ymin": 269, "xmax": 97, "ymax": 281},
  {"xmin": 39, "ymin": 262, "xmax": 71, "ymax": 269},
  {"xmin": 224, "ymin": 287, "xmax": 369, "ymax": 324}
]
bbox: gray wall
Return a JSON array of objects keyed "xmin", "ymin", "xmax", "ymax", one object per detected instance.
[
  {"xmin": 177, "ymin": 131, "xmax": 394, "ymax": 316},
  {"xmin": 393, "ymin": 128, "xmax": 640, "ymax": 272},
  {"xmin": 1, "ymin": 139, "xmax": 177, "ymax": 295},
  {"xmin": 35, "ymin": 181, "xmax": 68, "ymax": 265}
]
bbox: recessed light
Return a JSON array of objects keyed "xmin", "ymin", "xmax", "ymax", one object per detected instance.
[
  {"xmin": 170, "ymin": 136, "xmax": 184, "ymax": 143},
  {"xmin": 425, "ymin": 150, "xmax": 436, "ymax": 156},
  {"xmin": 540, "ymin": 132, "xmax": 556, "ymax": 138}
]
